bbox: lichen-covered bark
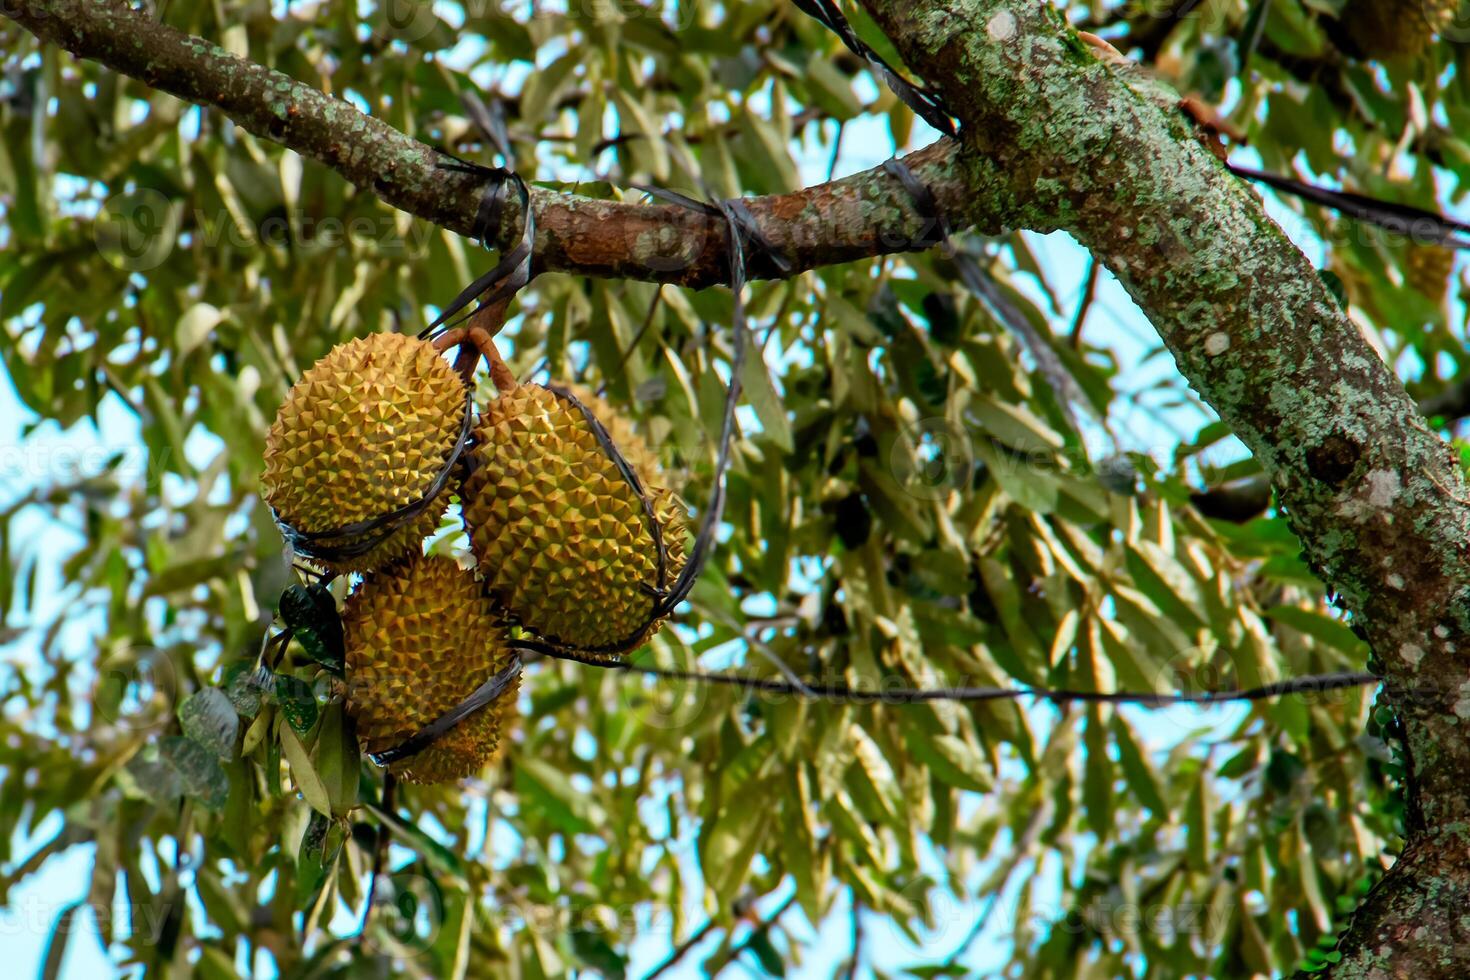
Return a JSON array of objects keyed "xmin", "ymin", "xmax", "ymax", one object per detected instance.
[
  {"xmin": 1, "ymin": 0, "xmax": 1011, "ymax": 288},
  {"xmin": 854, "ymin": 0, "xmax": 1470, "ymax": 974}
]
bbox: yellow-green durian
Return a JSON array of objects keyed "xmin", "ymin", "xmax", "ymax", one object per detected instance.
[
  {"xmin": 261, "ymin": 332, "xmax": 466, "ymax": 573},
  {"xmin": 342, "ymin": 552, "xmax": 518, "ymax": 784},
  {"xmin": 460, "ymin": 384, "xmax": 689, "ymax": 657}
]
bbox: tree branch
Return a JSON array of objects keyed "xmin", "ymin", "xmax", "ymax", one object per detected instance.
[
  {"xmin": 1193, "ymin": 384, "xmax": 1470, "ymax": 524},
  {"xmin": 850, "ymin": 0, "xmax": 1470, "ymax": 974},
  {"xmin": 0, "ymin": 0, "xmax": 1007, "ymax": 289}
]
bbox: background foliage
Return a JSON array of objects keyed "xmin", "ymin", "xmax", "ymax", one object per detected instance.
[{"xmin": 0, "ymin": 0, "xmax": 1462, "ymax": 976}]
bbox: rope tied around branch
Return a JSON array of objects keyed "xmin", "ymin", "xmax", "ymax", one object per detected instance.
[
  {"xmin": 419, "ymin": 158, "xmax": 537, "ymax": 342},
  {"xmin": 789, "ymin": 0, "xmax": 957, "ymax": 138}
]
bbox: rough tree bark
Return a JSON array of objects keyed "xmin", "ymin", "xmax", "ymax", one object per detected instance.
[
  {"xmin": 851, "ymin": 1, "xmax": 1470, "ymax": 975},
  {"xmin": 0, "ymin": 0, "xmax": 1007, "ymax": 287},
  {"xmin": 7, "ymin": 0, "xmax": 1470, "ymax": 974}
]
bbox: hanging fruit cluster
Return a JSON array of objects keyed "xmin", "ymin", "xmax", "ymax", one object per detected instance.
[
  {"xmin": 1332, "ymin": 0, "xmax": 1460, "ymax": 59},
  {"xmin": 259, "ymin": 330, "xmax": 689, "ymax": 783}
]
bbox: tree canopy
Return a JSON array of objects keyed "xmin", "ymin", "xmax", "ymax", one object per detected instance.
[{"xmin": 3, "ymin": 0, "xmax": 1470, "ymax": 977}]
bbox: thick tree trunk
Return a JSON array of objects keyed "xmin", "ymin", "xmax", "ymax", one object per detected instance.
[{"xmin": 852, "ymin": 0, "xmax": 1470, "ymax": 974}]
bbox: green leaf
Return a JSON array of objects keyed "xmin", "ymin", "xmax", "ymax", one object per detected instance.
[
  {"xmin": 278, "ymin": 585, "xmax": 345, "ymax": 672},
  {"xmin": 194, "ymin": 945, "xmax": 239, "ymax": 980},
  {"xmin": 1265, "ymin": 605, "xmax": 1367, "ymax": 656},
  {"xmin": 745, "ymin": 928, "xmax": 786, "ymax": 977},
  {"xmin": 804, "ymin": 55, "xmax": 864, "ymax": 120},
  {"xmin": 160, "ymin": 735, "xmax": 229, "ymax": 811},
  {"xmin": 295, "ymin": 810, "xmax": 343, "ymax": 906},
  {"xmin": 699, "ymin": 802, "xmax": 768, "ymax": 906},
  {"xmin": 280, "ymin": 722, "xmax": 331, "ymax": 817},
  {"xmin": 313, "ymin": 701, "xmax": 360, "ymax": 817},
  {"xmin": 1109, "ymin": 716, "xmax": 1167, "ymax": 815},
  {"xmin": 904, "ymin": 729, "xmax": 993, "ymax": 792},
  {"xmin": 272, "ymin": 674, "xmax": 320, "ymax": 735},
  {"xmin": 741, "ymin": 350, "xmax": 795, "ymax": 453},
  {"xmin": 1082, "ymin": 708, "xmax": 1113, "ymax": 833},
  {"xmin": 222, "ymin": 660, "xmax": 269, "ymax": 718},
  {"xmin": 175, "ymin": 302, "xmax": 223, "ymax": 358},
  {"xmin": 362, "ymin": 801, "xmax": 469, "ymax": 888},
  {"xmin": 177, "ymin": 688, "xmax": 239, "ymax": 760},
  {"xmin": 570, "ymin": 929, "xmax": 628, "ymax": 979},
  {"xmin": 514, "ymin": 756, "xmax": 604, "ymax": 835}
]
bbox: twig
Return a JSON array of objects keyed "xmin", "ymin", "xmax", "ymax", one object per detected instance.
[
  {"xmin": 828, "ymin": 120, "xmax": 846, "ymax": 181},
  {"xmin": 642, "ymin": 918, "xmax": 719, "ymax": 980},
  {"xmin": 605, "ymin": 287, "xmax": 665, "ymax": 387},
  {"xmin": 1069, "ymin": 257, "xmax": 1099, "ymax": 349},
  {"xmin": 359, "ymin": 773, "xmax": 398, "ymax": 936},
  {"xmin": 844, "ymin": 895, "xmax": 862, "ymax": 980}
]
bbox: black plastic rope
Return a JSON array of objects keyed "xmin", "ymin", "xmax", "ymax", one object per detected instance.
[
  {"xmin": 878, "ymin": 156, "xmax": 1092, "ymax": 433},
  {"xmin": 272, "ymin": 388, "xmax": 474, "ymax": 564},
  {"xmin": 420, "ymin": 161, "xmax": 536, "ymax": 340},
  {"xmin": 788, "ymin": 0, "xmax": 957, "ymax": 137},
  {"xmin": 1227, "ymin": 164, "xmax": 1470, "ymax": 249},
  {"xmin": 657, "ymin": 196, "xmax": 751, "ymax": 615},
  {"xmin": 367, "ymin": 659, "xmax": 523, "ymax": 766},
  {"xmin": 951, "ymin": 251, "xmax": 1091, "ymax": 433},
  {"xmin": 518, "ymin": 639, "xmax": 1381, "ymax": 706},
  {"xmin": 545, "ymin": 382, "xmax": 671, "ymax": 597},
  {"xmin": 503, "ymin": 189, "xmax": 762, "ymax": 660},
  {"xmin": 881, "ymin": 157, "xmax": 950, "ymax": 247},
  {"xmin": 459, "ymin": 88, "xmax": 513, "ymax": 166}
]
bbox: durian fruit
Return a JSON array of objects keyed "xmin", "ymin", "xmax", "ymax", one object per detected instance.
[
  {"xmin": 1405, "ymin": 242, "xmax": 1456, "ymax": 306},
  {"xmin": 342, "ymin": 552, "xmax": 519, "ymax": 783},
  {"xmin": 261, "ymin": 333, "xmax": 467, "ymax": 573},
  {"xmin": 1336, "ymin": 0, "xmax": 1459, "ymax": 59},
  {"xmin": 581, "ymin": 386, "xmax": 690, "ymax": 573},
  {"xmin": 460, "ymin": 384, "xmax": 689, "ymax": 655}
]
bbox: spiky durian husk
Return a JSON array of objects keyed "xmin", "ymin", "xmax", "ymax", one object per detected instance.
[
  {"xmin": 261, "ymin": 333, "xmax": 466, "ymax": 573},
  {"xmin": 460, "ymin": 384, "xmax": 689, "ymax": 655},
  {"xmin": 343, "ymin": 552, "xmax": 518, "ymax": 784},
  {"xmin": 1405, "ymin": 242, "xmax": 1456, "ymax": 305},
  {"xmin": 1339, "ymin": 0, "xmax": 1458, "ymax": 58},
  {"xmin": 570, "ymin": 385, "xmax": 690, "ymax": 579}
]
